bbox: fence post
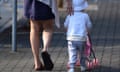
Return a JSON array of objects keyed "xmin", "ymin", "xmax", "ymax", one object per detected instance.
[{"xmin": 12, "ymin": 0, "xmax": 17, "ymax": 52}]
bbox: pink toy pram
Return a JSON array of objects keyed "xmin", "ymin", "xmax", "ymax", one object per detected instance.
[{"xmin": 67, "ymin": 34, "xmax": 99, "ymax": 70}]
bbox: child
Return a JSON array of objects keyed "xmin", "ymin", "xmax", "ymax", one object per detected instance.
[{"xmin": 64, "ymin": 0, "xmax": 92, "ymax": 72}]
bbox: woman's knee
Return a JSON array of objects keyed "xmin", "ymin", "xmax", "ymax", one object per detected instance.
[
  {"xmin": 42, "ymin": 19, "xmax": 54, "ymax": 32},
  {"xmin": 30, "ymin": 20, "xmax": 41, "ymax": 32}
]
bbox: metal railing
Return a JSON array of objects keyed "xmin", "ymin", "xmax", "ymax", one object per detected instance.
[
  {"xmin": 0, "ymin": 0, "xmax": 9, "ymax": 5},
  {"xmin": 0, "ymin": 0, "xmax": 17, "ymax": 52}
]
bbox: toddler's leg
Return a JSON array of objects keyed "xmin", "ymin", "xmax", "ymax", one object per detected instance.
[
  {"xmin": 78, "ymin": 42, "xmax": 87, "ymax": 71},
  {"xmin": 68, "ymin": 41, "xmax": 77, "ymax": 72}
]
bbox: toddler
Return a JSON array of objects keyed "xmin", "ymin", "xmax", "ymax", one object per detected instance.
[{"xmin": 64, "ymin": 0, "xmax": 92, "ymax": 72}]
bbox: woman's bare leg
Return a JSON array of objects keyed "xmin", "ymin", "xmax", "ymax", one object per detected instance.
[
  {"xmin": 42, "ymin": 19, "xmax": 54, "ymax": 52},
  {"xmin": 30, "ymin": 19, "xmax": 41, "ymax": 69}
]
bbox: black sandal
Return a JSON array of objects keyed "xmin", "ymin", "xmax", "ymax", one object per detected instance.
[{"xmin": 41, "ymin": 51, "xmax": 54, "ymax": 70}]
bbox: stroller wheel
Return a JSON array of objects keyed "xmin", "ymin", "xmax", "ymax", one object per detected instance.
[
  {"xmin": 92, "ymin": 58, "xmax": 99, "ymax": 67},
  {"xmin": 87, "ymin": 61, "xmax": 93, "ymax": 69}
]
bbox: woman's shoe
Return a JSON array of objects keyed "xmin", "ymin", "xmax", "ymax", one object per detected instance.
[{"xmin": 41, "ymin": 51, "xmax": 54, "ymax": 70}]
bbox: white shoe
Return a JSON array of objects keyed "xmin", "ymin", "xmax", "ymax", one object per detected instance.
[
  {"xmin": 81, "ymin": 66, "xmax": 86, "ymax": 72},
  {"xmin": 68, "ymin": 68, "xmax": 74, "ymax": 72}
]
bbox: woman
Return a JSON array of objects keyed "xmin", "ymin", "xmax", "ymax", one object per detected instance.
[{"xmin": 24, "ymin": 0, "xmax": 59, "ymax": 71}]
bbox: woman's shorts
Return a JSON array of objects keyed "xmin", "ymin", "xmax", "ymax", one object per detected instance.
[{"xmin": 24, "ymin": 0, "xmax": 55, "ymax": 20}]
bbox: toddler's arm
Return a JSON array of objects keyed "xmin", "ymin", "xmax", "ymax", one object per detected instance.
[{"xmin": 64, "ymin": 15, "xmax": 70, "ymax": 32}]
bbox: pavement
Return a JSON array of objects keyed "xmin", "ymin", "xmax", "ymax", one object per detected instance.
[{"xmin": 0, "ymin": 0, "xmax": 120, "ymax": 72}]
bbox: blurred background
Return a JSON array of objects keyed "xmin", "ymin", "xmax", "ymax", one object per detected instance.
[{"xmin": 0, "ymin": 0, "xmax": 98, "ymax": 33}]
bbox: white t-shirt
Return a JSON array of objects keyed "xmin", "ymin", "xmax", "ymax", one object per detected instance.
[{"xmin": 64, "ymin": 12, "xmax": 92, "ymax": 41}]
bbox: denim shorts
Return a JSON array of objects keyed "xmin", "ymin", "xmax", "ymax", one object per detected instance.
[{"xmin": 24, "ymin": 0, "xmax": 55, "ymax": 20}]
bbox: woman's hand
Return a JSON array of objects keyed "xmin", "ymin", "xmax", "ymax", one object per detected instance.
[{"xmin": 66, "ymin": 0, "xmax": 73, "ymax": 15}]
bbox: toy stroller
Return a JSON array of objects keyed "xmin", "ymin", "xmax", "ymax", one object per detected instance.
[{"xmin": 67, "ymin": 34, "xmax": 99, "ymax": 70}]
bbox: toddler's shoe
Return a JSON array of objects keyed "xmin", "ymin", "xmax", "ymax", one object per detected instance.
[
  {"xmin": 75, "ymin": 59, "xmax": 80, "ymax": 66},
  {"xmin": 67, "ymin": 59, "xmax": 80, "ymax": 69},
  {"xmin": 68, "ymin": 68, "xmax": 74, "ymax": 72},
  {"xmin": 81, "ymin": 66, "xmax": 87, "ymax": 72}
]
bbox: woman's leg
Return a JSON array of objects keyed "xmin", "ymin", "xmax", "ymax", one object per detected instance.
[
  {"xmin": 42, "ymin": 19, "xmax": 54, "ymax": 52},
  {"xmin": 30, "ymin": 19, "xmax": 42, "ymax": 69}
]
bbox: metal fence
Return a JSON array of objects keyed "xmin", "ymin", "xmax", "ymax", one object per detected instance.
[{"xmin": 0, "ymin": 0, "xmax": 9, "ymax": 5}]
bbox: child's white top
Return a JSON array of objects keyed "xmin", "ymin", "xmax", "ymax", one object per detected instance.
[
  {"xmin": 37, "ymin": 0, "xmax": 60, "ymax": 28},
  {"xmin": 64, "ymin": 12, "xmax": 92, "ymax": 41}
]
